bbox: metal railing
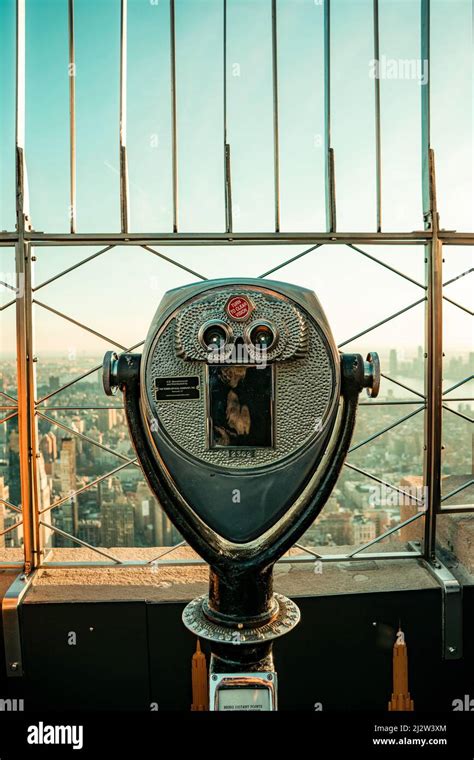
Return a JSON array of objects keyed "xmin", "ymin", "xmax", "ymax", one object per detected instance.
[{"xmin": 0, "ymin": 0, "xmax": 472, "ymax": 575}]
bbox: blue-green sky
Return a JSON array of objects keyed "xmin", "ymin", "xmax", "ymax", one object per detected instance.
[{"xmin": 0, "ymin": 0, "xmax": 472, "ymax": 356}]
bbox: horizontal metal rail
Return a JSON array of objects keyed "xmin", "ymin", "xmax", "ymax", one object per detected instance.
[
  {"xmin": 7, "ymin": 231, "xmax": 433, "ymax": 245},
  {"xmin": 40, "ymin": 550, "xmax": 423, "ymax": 569},
  {"xmin": 0, "ymin": 231, "xmax": 473, "ymax": 245}
]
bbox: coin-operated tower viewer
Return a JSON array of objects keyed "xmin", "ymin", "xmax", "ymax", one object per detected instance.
[{"xmin": 103, "ymin": 279, "xmax": 379, "ymax": 711}]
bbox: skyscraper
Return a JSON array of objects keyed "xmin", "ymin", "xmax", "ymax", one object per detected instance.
[
  {"xmin": 101, "ymin": 501, "xmax": 135, "ymax": 546},
  {"xmin": 78, "ymin": 519, "xmax": 101, "ymax": 545},
  {"xmin": 39, "ymin": 431, "xmax": 58, "ymax": 475},
  {"xmin": 389, "ymin": 349, "xmax": 398, "ymax": 376},
  {"xmin": 6, "ymin": 415, "xmax": 20, "ymax": 508},
  {"xmin": 55, "ymin": 437, "xmax": 78, "ymax": 536}
]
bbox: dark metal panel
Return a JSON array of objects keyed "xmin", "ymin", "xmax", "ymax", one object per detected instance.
[
  {"xmin": 274, "ymin": 588, "xmax": 455, "ymax": 712},
  {"xmin": 146, "ymin": 587, "xmax": 473, "ymax": 712},
  {"xmin": 20, "ymin": 602, "xmax": 150, "ymax": 710},
  {"xmin": 147, "ymin": 600, "xmax": 197, "ymax": 711},
  {"xmin": 0, "ymin": 587, "xmax": 468, "ymax": 711}
]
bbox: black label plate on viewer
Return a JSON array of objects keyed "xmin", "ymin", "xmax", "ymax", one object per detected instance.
[{"xmin": 155, "ymin": 376, "xmax": 200, "ymax": 401}]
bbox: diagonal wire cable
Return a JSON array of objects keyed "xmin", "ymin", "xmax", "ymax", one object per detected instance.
[
  {"xmin": 0, "ymin": 497, "xmax": 22, "ymax": 514},
  {"xmin": 443, "ymin": 375, "xmax": 473, "ymax": 396},
  {"xmin": 0, "ymin": 520, "xmax": 24, "ymax": 538},
  {"xmin": 39, "ymin": 520, "xmax": 123, "ymax": 564},
  {"xmin": 37, "ymin": 362, "xmax": 106, "ymax": 405},
  {"xmin": 34, "ymin": 300, "xmax": 129, "ymax": 350},
  {"xmin": 442, "ymin": 267, "xmax": 473, "ymax": 288},
  {"xmin": 141, "ymin": 245, "xmax": 207, "ymax": 281},
  {"xmin": 293, "ymin": 542, "xmax": 323, "ymax": 559},
  {"xmin": 380, "ymin": 372, "xmax": 426, "ymax": 399},
  {"xmin": 442, "ymin": 404, "xmax": 473, "ymax": 423},
  {"xmin": 347, "ymin": 509, "xmax": 425, "ymax": 558},
  {"xmin": 348, "ymin": 406, "xmax": 425, "ymax": 454},
  {"xmin": 347, "ymin": 244, "xmax": 426, "ymax": 290},
  {"xmin": 0, "ymin": 298, "xmax": 16, "ymax": 312},
  {"xmin": 37, "ymin": 406, "xmax": 123, "ymax": 410},
  {"xmin": 39, "ymin": 458, "xmax": 138, "ymax": 516},
  {"xmin": 33, "ymin": 245, "xmax": 116, "ymax": 291},
  {"xmin": 259, "ymin": 244, "xmax": 322, "ymax": 278},
  {"xmin": 338, "ymin": 297, "xmax": 426, "ymax": 347},
  {"xmin": 0, "ymin": 390, "xmax": 18, "ymax": 403},
  {"xmin": 441, "ymin": 479, "xmax": 474, "ymax": 504},
  {"xmin": 0, "ymin": 410, "xmax": 19, "ymax": 425},
  {"xmin": 442, "ymin": 294, "xmax": 473, "ymax": 316},
  {"xmin": 38, "ymin": 362, "xmax": 111, "ymax": 405},
  {"xmin": 36, "ymin": 339, "xmax": 144, "ymax": 404},
  {"xmin": 442, "ymin": 267, "xmax": 473, "ymax": 313},
  {"xmin": 344, "ymin": 462, "xmax": 425, "ymax": 505},
  {"xmin": 147, "ymin": 539, "xmax": 188, "ymax": 564},
  {"xmin": 37, "ymin": 411, "xmax": 141, "ymax": 468}
]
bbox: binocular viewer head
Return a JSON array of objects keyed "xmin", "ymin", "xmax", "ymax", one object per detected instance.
[
  {"xmin": 104, "ymin": 278, "xmax": 379, "ymax": 652},
  {"xmin": 103, "ymin": 278, "xmax": 379, "ymax": 569}
]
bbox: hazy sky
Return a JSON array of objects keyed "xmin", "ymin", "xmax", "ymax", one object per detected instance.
[{"xmin": 0, "ymin": 0, "xmax": 472, "ymax": 357}]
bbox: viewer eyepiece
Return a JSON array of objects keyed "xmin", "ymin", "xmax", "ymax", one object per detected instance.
[
  {"xmin": 246, "ymin": 321, "xmax": 277, "ymax": 351},
  {"xmin": 198, "ymin": 320, "xmax": 232, "ymax": 351}
]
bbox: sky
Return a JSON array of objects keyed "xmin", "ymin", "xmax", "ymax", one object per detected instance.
[{"xmin": 0, "ymin": 0, "xmax": 472, "ymax": 359}]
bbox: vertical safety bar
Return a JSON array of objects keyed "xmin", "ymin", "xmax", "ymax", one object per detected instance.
[
  {"xmin": 373, "ymin": 0, "xmax": 382, "ymax": 232},
  {"xmin": 323, "ymin": 0, "xmax": 336, "ymax": 232},
  {"xmin": 119, "ymin": 0, "xmax": 129, "ymax": 233},
  {"xmin": 271, "ymin": 0, "xmax": 280, "ymax": 233},
  {"xmin": 421, "ymin": 0, "xmax": 442, "ymax": 560},
  {"xmin": 223, "ymin": 0, "xmax": 233, "ymax": 233},
  {"xmin": 15, "ymin": 0, "xmax": 39, "ymax": 573},
  {"xmin": 170, "ymin": 0, "xmax": 178, "ymax": 233},
  {"xmin": 68, "ymin": 0, "xmax": 77, "ymax": 233}
]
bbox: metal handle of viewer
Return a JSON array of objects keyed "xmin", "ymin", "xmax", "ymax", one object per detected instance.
[{"xmin": 364, "ymin": 351, "xmax": 381, "ymax": 398}]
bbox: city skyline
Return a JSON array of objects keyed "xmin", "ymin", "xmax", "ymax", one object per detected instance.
[{"xmin": 1, "ymin": 347, "xmax": 472, "ymax": 553}]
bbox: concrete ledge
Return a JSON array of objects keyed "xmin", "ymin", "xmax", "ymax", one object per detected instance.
[{"xmin": 25, "ymin": 544, "xmax": 439, "ymax": 603}]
